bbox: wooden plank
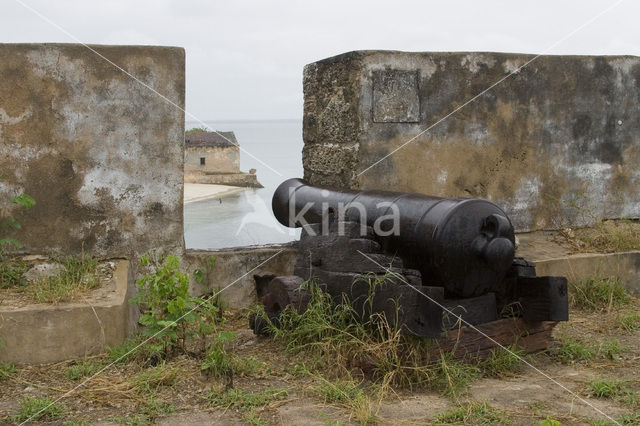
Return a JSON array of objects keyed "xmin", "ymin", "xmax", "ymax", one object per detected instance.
[
  {"xmin": 435, "ymin": 318, "xmax": 557, "ymax": 359},
  {"xmin": 442, "ymin": 293, "xmax": 497, "ymax": 329}
]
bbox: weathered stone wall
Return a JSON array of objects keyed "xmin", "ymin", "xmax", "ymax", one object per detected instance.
[
  {"xmin": 184, "ymin": 146, "xmax": 240, "ymax": 174},
  {"xmin": 184, "ymin": 245, "xmax": 298, "ymax": 309},
  {"xmin": 303, "ymin": 51, "xmax": 640, "ymax": 231},
  {"xmin": 0, "ymin": 43, "xmax": 185, "ymax": 258}
]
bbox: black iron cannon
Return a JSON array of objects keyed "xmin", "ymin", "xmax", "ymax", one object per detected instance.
[
  {"xmin": 252, "ymin": 178, "xmax": 568, "ymax": 340},
  {"xmin": 273, "ymin": 178, "xmax": 516, "ymax": 298}
]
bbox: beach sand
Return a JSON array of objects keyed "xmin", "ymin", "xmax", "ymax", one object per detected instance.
[{"xmin": 183, "ymin": 183, "xmax": 246, "ymax": 203}]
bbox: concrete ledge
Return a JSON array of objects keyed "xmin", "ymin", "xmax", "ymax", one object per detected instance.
[
  {"xmin": 184, "ymin": 244, "xmax": 298, "ymax": 309},
  {"xmin": 0, "ymin": 259, "xmax": 137, "ymax": 364},
  {"xmin": 534, "ymin": 251, "xmax": 640, "ymax": 297},
  {"xmin": 183, "ymin": 240, "xmax": 640, "ymax": 308},
  {"xmin": 184, "ymin": 172, "xmax": 263, "ymax": 188}
]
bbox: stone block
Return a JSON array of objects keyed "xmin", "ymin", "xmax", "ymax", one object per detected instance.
[{"xmin": 302, "ymin": 51, "xmax": 640, "ymax": 231}]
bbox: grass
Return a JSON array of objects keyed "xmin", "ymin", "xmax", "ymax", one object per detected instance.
[
  {"xmin": 130, "ymin": 362, "xmax": 181, "ymax": 394},
  {"xmin": 256, "ymin": 275, "xmax": 495, "ymax": 400},
  {"xmin": 588, "ymin": 378, "xmax": 630, "ymax": 398},
  {"xmin": 597, "ymin": 339, "xmax": 627, "ymax": 361},
  {"xmin": 13, "ymin": 395, "xmax": 64, "ymax": 422},
  {"xmin": 570, "ymin": 219, "xmax": 640, "ymax": 253},
  {"xmin": 261, "ymin": 276, "xmax": 442, "ymax": 388},
  {"xmin": 587, "ymin": 377, "xmax": 639, "ymax": 409},
  {"xmin": 552, "ymin": 336, "xmax": 595, "ymax": 364},
  {"xmin": 66, "ymin": 360, "xmax": 103, "ymax": 380},
  {"xmin": 109, "ymin": 399, "xmax": 176, "ymax": 425},
  {"xmin": 27, "ymin": 252, "xmax": 100, "ymax": 303},
  {"xmin": 0, "ymin": 361, "xmax": 15, "ymax": 380},
  {"xmin": 593, "ymin": 413, "xmax": 640, "ymax": 426},
  {"xmin": 433, "ymin": 401, "xmax": 509, "ymax": 424},
  {"xmin": 433, "ymin": 353, "xmax": 480, "ymax": 398},
  {"xmin": 0, "ymin": 257, "xmax": 27, "ymax": 288},
  {"xmin": 313, "ymin": 376, "xmax": 378, "ymax": 425},
  {"xmin": 480, "ymin": 346, "xmax": 524, "ymax": 377},
  {"xmin": 207, "ymin": 387, "xmax": 287, "ymax": 411},
  {"xmin": 106, "ymin": 333, "xmax": 165, "ymax": 364},
  {"xmin": 569, "ymin": 276, "xmax": 630, "ymax": 312},
  {"xmin": 618, "ymin": 312, "xmax": 640, "ymax": 332},
  {"xmin": 206, "ymin": 387, "xmax": 287, "ymax": 426},
  {"xmin": 540, "ymin": 416, "xmax": 562, "ymax": 426}
]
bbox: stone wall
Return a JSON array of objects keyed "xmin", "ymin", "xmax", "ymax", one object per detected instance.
[
  {"xmin": 303, "ymin": 51, "xmax": 640, "ymax": 231},
  {"xmin": 184, "ymin": 245, "xmax": 298, "ymax": 309},
  {"xmin": 184, "ymin": 146, "xmax": 240, "ymax": 174},
  {"xmin": 0, "ymin": 43, "xmax": 185, "ymax": 258}
]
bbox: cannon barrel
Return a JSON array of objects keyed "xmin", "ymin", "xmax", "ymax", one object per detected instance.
[{"xmin": 272, "ymin": 178, "xmax": 516, "ymax": 297}]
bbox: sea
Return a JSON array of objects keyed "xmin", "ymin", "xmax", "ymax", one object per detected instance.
[{"xmin": 184, "ymin": 119, "xmax": 303, "ymax": 249}]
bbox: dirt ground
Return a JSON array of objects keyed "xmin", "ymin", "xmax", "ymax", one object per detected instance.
[
  {"xmin": 1, "ymin": 294, "xmax": 639, "ymax": 426},
  {"xmin": 2, "ymin": 224, "xmax": 640, "ymax": 425}
]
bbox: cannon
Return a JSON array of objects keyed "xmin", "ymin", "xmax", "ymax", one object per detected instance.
[
  {"xmin": 273, "ymin": 178, "xmax": 516, "ymax": 298},
  {"xmin": 252, "ymin": 178, "xmax": 568, "ymax": 340}
]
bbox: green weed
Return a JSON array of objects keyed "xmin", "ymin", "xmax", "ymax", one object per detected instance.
[
  {"xmin": 618, "ymin": 312, "xmax": 640, "ymax": 332},
  {"xmin": 131, "ymin": 252, "xmax": 222, "ymax": 357},
  {"xmin": 0, "ymin": 192, "xmax": 35, "ymax": 251},
  {"xmin": 618, "ymin": 413, "xmax": 640, "ymax": 424},
  {"xmin": 260, "ymin": 276, "xmax": 441, "ymax": 388},
  {"xmin": 65, "ymin": 360, "xmax": 102, "ymax": 380},
  {"xmin": 572, "ymin": 219, "xmax": 640, "ymax": 253},
  {"xmin": 201, "ymin": 330, "xmax": 236, "ymax": 379},
  {"xmin": 587, "ymin": 378, "xmax": 638, "ymax": 408},
  {"xmin": 313, "ymin": 376, "xmax": 378, "ymax": 425},
  {"xmin": 206, "ymin": 387, "xmax": 287, "ymax": 411},
  {"xmin": 0, "ymin": 361, "xmax": 15, "ymax": 380},
  {"xmin": 0, "ymin": 257, "xmax": 27, "ymax": 288},
  {"xmin": 105, "ymin": 333, "xmax": 165, "ymax": 365},
  {"xmin": 131, "ymin": 363, "xmax": 181, "ymax": 394},
  {"xmin": 27, "ymin": 252, "xmax": 100, "ymax": 303},
  {"xmin": 569, "ymin": 276, "xmax": 630, "ymax": 311},
  {"xmin": 481, "ymin": 346, "xmax": 524, "ymax": 377},
  {"xmin": 13, "ymin": 395, "xmax": 63, "ymax": 422},
  {"xmin": 243, "ymin": 410, "xmax": 268, "ymax": 426},
  {"xmin": 63, "ymin": 420, "xmax": 88, "ymax": 426},
  {"xmin": 433, "ymin": 401, "xmax": 509, "ymax": 424},
  {"xmin": 433, "ymin": 353, "xmax": 480, "ymax": 398},
  {"xmin": 138, "ymin": 398, "xmax": 176, "ymax": 420},
  {"xmin": 597, "ymin": 339, "xmax": 627, "ymax": 361},
  {"xmin": 589, "ymin": 378, "xmax": 627, "ymax": 398},
  {"xmin": 592, "ymin": 413, "xmax": 640, "ymax": 426},
  {"xmin": 109, "ymin": 399, "xmax": 176, "ymax": 426},
  {"xmin": 553, "ymin": 336, "xmax": 595, "ymax": 363},
  {"xmin": 235, "ymin": 355, "xmax": 265, "ymax": 376},
  {"xmin": 540, "ymin": 416, "xmax": 561, "ymax": 426}
]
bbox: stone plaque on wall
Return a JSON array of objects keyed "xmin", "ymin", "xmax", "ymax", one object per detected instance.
[{"xmin": 372, "ymin": 70, "xmax": 420, "ymax": 123}]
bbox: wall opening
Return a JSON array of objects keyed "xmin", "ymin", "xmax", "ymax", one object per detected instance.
[
  {"xmin": 183, "ymin": 119, "xmax": 303, "ymax": 250},
  {"xmin": 200, "ymin": 157, "xmax": 206, "ymax": 166}
]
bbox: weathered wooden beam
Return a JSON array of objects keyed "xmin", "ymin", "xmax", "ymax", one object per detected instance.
[
  {"xmin": 442, "ymin": 293, "xmax": 497, "ymax": 329},
  {"xmin": 517, "ymin": 276, "xmax": 569, "ymax": 321},
  {"xmin": 436, "ymin": 317, "xmax": 557, "ymax": 359}
]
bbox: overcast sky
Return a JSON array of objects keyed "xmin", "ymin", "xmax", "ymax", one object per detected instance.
[{"xmin": 2, "ymin": 0, "xmax": 638, "ymax": 120}]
